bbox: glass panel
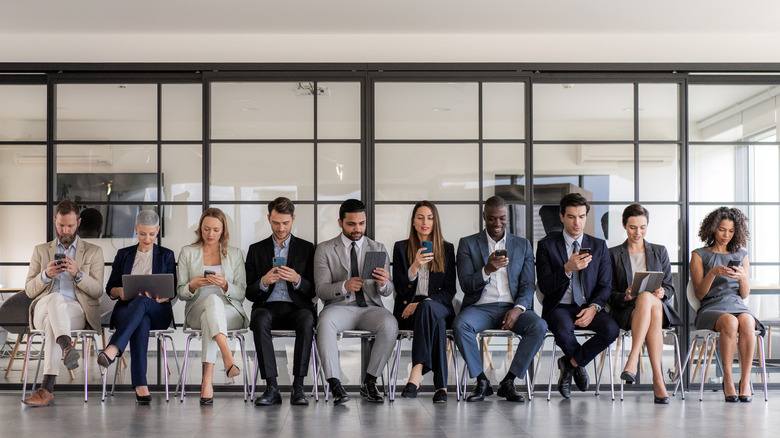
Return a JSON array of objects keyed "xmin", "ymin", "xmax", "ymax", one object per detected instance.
[
  {"xmin": 318, "ymin": 82, "xmax": 360, "ymax": 139},
  {"xmin": 374, "ymin": 204, "xmax": 481, "ymax": 255},
  {"xmin": 56, "ymin": 144, "xmax": 158, "ymax": 202},
  {"xmin": 0, "ymin": 145, "xmax": 47, "ymax": 202},
  {"xmin": 210, "ymin": 82, "xmax": 313, "ymax": 139},
  {"xmin": 533, "ymin": 144, "xmax": 634, "ymax": 202},
  {"xmin": 74, "ymin": 204, "xmax": 159, "ymax": 261},
  {"xmin": 689, "ymin": 85, "xmax": 777, "ymax": 142},
  {"xmin": 639, "ymin": 143, "xmax": 680, "ymax": 202},
  {"xmin": 0, "ymin": 85, "xmax": 46, "ymax": 141},
  {"xmin": 0, "ymin": 266, "xmax": 31, "ymax": 290},
  {"xmin": 57, "ymin": 84, "xmax": 157, "ymax": 141},
  {"xmin": 162, "ymin": 144, "xmax": 202, "ymax": 202},
  {"xmin": 318, "ymin": 143, "xmax": 361, "ymax": 201},
  {"xmin": 162, "ymin": 84, "xmax": 202, "ymax": 140},
  {"xmin": 217, "ymin": 204, "xmax": 315, "ymax": 254},
  {"xmin": 375, "ymin": 83, "xmax": 478, "ymax": 140},
  {"xmin": 317, "ymin": 204, "xmax": 343, "ymax": 245},
  {"xmin": 483, "ymin": 143, "xmax": 524, "ymax": 200},
  {"xmin": 483, "ymin": 83, "xmax": 525, "ymax": 140},
  {"xmin": 750, "ymin": 265, "xmax": 780, "ymax": 320},
  {"xmin": 750, "ymin": 144, "xmax": 779, "ymax": 202},
  {"xmin": 162, "ymin": 204, "xmax": 204, "ymax": 260},
  {"xmin": 688, "ymin": 205, "xmax": 750, "ymax": 257},
  {"xmin": 689, "ymin": 144, "xmax": 741, "ymax": 203},
  {"xmin": 533, "ymin": 83, "xmax": 633, "ymax": 141},
  {"xmin": 375, "ymin": 143, "xmax": 478, "ymax": 201},
  {"xmin": 0, "ymin": 206, "xmax": 46, "ymax": 262},
  {"xmin": 750, "ymin": 205, "xmax": 780, "ymax": 264},
  {"xmin": 210, "ymin": 143, "xmax": 314, "ymax": 201},
  {"xmin": 639, "ymin": 83, "xmax": 679, "ymax": 141}
]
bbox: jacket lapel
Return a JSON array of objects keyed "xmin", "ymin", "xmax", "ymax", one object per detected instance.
[
  {"xmin": 477, "ymin": 230, "xmax": 490, "ymax": 265},
  {"xmin": 644, "ymin": 240, "xmax": 658, "ymax": 271},
  {"xmin": 125, "ymin": 245, "xmax": 138, "ymax": 274},
  {"xmin": 74, "ymin": 238, "xmax": 85, "ymax": 268},
  {"xmin": 619, "ymin": 241, "xmax": 633, "ymax": 285},
  {"xmin": 335, "ymin": 238, "xmax": 350, "ymax": 274}
]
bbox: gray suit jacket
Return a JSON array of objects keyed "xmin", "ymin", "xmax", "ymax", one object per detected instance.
[{"xmin": 314, "ymin": 235, "xmax": 394, "ymax": 308}]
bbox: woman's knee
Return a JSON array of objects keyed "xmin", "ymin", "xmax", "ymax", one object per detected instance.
[
  {"xmin": 716, "ymin": 314, "xmax": 739, "ymax": 336},
  {"xmin": 737, "ymin": 313, "xmax": 756, "ymax": 333}
]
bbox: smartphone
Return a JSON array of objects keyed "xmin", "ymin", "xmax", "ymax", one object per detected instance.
[
  {"xmin": 204, "ymin": 270, "xmax": 216, "ymax": 277},
  {"xmin": 727, "ymin": 260, "xmax": 741, "ymax": 269},
  {"xmin": 579, "ymin": 248, "xmax": 591, "ymax": 255},
  {"xmin": 494, "ymin": 249, "xmax": 507, "ymax": 258},
  {"xmin": 273, "ymin": 257, "xmax": 286, "ymax": 268},
  {"xmin": 421, "ymin": 241, "xmax": 433, "ymax": 254},
  {"xmin": 54, "ymin": 253, "xmax": 66, "ymax": 265}
]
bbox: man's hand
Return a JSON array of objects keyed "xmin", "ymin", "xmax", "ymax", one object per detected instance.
[
  {"xmin": 62, "ymin": 255, "xmax": 79, "ymax": 277},
  {"xmin": 344, "ymin": 277, "xmax": 365, "ymax": 292},
  {"xmin": 262, "ymin": 267, "xmax": 282, "ymax": 287},
  {"xmin": 502, "ymin": 307, "xmax": 524, "ymax": 330},
  {"xmin": 276, "ymin": 266, "xmax": 301, "ymax": 285},
  {"xmin": 371, "ymin": 267, "xmax": 390, "ymax": 287},
  {"xmin": 574, "ymin": 306, "xmax": 598, "ymax": 327},
  {"xmin": 485, "ymin": 252, "xmax": 509, "ymax": 275},
  {"xmin": 564, "ymin": 252, "xmax": 591, "ymax": 276},
  {"xmin": 44, "ymin": 259, "xmax": 69, "ymax": 279}
]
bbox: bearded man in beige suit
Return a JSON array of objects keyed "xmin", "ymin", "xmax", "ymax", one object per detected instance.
[{"xmin": 23, "ymin": 200, "xmax": 104, "ymax": 406}]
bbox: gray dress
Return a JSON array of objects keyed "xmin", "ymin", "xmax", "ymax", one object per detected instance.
[{"xmin": 693, "ymin": 248, "xmax": 763, "ymax": 333}]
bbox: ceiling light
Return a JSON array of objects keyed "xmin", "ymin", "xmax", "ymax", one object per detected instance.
[
  {"xmin": 562, "ymin": 84, "xmax": 574, "ymax": 89},
  {"xmin": 431, "ymin": 108, "xmax": 451, "ymax": 112}
]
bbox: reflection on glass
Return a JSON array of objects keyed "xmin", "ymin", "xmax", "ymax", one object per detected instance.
[
  {"xmin": 318, "ymin": 82, "xmax": 361, "ymax": 139},
  {"xmin": 639, "ymin": 144, "xmax": 679, "ymax": 202},
  {"xmin": 0, "ymin": 206, "xmax": 46, "ymax": 262},
  {"xmin": 162, "ymin": 204, "xmax": 206, "ymax": 259},
  {"xmin": 749, "ymin": 145, "xmax": 779, "ymax": 202},
  {"xmin": 218, "ymin": 204, "xmax": 315, "ymax": 252},
  {"xmin": 317, "ymin": 204, "xmax": 343, "ymax": 245},
  {"xmin": 375, "ymin": 83, "xmax": 478, "ymax": 140},
  {"xmin": 483, "ymin": 143, "xmax": 524, "ymax": 200},
  {"xmin": 0, "ymin": 85, "xmax": 46, "ymax": 141},
  {"xmin": 750, "ymin": 205, "xmax": 780, "ymax": 263},
  {"xmin": 689, "ymin": 144, "xmax": 741, "ymax": 202},
  {"xmin": 162, "ymin": 144, "xmax": 202, "ymax": 202},
  {"xmin": 162, "ymin": 84, "xmax": 202, "ymax": 141},
  {"xmin": 375, "ymin": 143, "xmax": 478, "ymax": 201},
  {"xmin": 318, "ymin": 143, "xmax": 361, "ymax": 200},
  {"xmin": 688, "ymin": 84, "xmax": 777, "ymax": 142},
  {"xmin": 211, "ymin": 82, "xmax": 313, "ymax": 139},
  {"xmin": 57, "ymin": 84, "xmax": 157, "ymax": 141},
  {"xmin": 636, "ymin": 204, "xmax": 680, "ymax": 264},
  {"xmin": 639, "ymin": 84, "xmax": 679, "ymax": 141},
  {"xmin": 374, "ymin": 204, "xmax": 481, "ymax": 253},
  {"xmin": 533, "ymin": 83, "xmax": 633, "ymax": 141},
  {"xmin": 210, "ymin": 143, "xmax": 314, "ymax": 201},
  {"xmin": 0, "ymin": 145, "xmax": 47, "ymax": 202},
  {"xmin": 483, "ymin": 83, "xmax": 525, "ymax": 139}
]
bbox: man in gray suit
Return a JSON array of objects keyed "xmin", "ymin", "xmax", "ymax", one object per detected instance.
[{"xmin": 314, "ymin": 199, "xmax": 398, "ymax": 405}]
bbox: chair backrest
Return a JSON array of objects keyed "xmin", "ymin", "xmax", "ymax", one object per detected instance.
[
  {"xmin": 686, "ymin": 281, "xmax": 700, "ymax": 312},
  {"xmin": 0, "ymin": 291, "xmax": 33, "ymax": 334}
]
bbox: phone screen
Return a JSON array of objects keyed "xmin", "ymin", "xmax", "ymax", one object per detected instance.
[
  {"xmin": 494, "ymin": 249, "xmax": 507, "ymax": 258},
  {"xmin": 579, "ymin": 248, "xmax": 591, "ymax": 255}
]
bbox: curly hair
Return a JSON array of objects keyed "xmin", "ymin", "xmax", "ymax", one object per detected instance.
[{"xmin": 697, "ymin": 207, "xmax": 750, "ymax": 253}]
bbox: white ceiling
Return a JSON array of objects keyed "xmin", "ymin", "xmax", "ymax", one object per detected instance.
[{"xmin": 2, "ymin": 0, "xmax": 780, "ymax": 35}]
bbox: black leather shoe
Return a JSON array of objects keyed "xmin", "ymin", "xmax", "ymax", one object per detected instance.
[
  {"xmin": 619, "ymin": 370, "xmax": 636, "ymax": 384},
  {"xmin": 573, "ymin": 365, "xmax": 590, "ymax": 392},
  {"xmin": 653, "ymin": 395, "xmax": 670, "ymax": 404},
  {"xmin": 291, "ymin": 385, "xmax": 309, "ymax": 406},
  {"xmin": 432, "ymin": 389, "xmax": 447, "ymax": 403},
  {"xmin": 97, "ymin": 351, "xmax": 115, "ymax": 369},
  {"xmin": 401, "ymin": 382, "xmax": 419, "ymax": 398},
  {"xmin": 136, "ymin": 393, "xmax": 152, "ymax": 405},
  {"xmin": 466, "ymin": 379, "xmax": 493, "ymax": 402},
  {"xmin": 331, "ymin": 383, "xmax": 351, "ymax": 406},
  {"xmin": 557, "ymin": 357, "xmax": 573, "ymax": 398},
  {"xmin": 497, "ymin": 379, "xmax": 525, "ymax": 402},
  {"xmin": 255, "ymin": 386, "xmax": 282, "ymax": 406},
  {"xmin": 738, "ymin": 380, "xmax": 752, "ymax": 403},
  {"xmin": 199, "ymin": 397, "xmax": 213, "ymax": 406},
  {"xmin": 62, "ymin": 345, "xmax": 80, "ymax": 370},
  {"xmin": 360, "ymin": 381, "xmax": 384, "ymax": 403},
  {"xmin": 722, "ymin": 381, "xmax": 738, "ymax": 403}
]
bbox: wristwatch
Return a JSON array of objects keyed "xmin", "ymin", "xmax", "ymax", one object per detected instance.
[
  {"xmin": 590, "ymin": 303, "xmax": 602, "ymax": 312},
  {"xmin": 74, "ymin": 271, "xmax": 83, "ymax": 283}
]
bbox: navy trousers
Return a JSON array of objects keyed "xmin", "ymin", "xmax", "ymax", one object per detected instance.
[
  {"xmin": 397, "ymin": 300, "xmax": 453, "ymax": 389},
  {"xmin": 544, "ymin": 303, "xmax": 619, "ymax": 367}
]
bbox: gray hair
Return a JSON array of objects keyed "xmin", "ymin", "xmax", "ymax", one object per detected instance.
[{"xmin": 135, "ymin": 210, "xmax": 160, "ymax": 227}]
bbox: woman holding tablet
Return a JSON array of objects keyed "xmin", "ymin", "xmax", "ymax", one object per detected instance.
[
  {"xmin": 177, "ymin": 208, "xmax": 248, "ymax": 405},
  {"xmin": 608, "ymin": 204, "xmax": 679, "ymax": 404},
  {"xmin": 392, "ymin": 201, "xmax": 456, "ymax": 403},
  {"xmin": 98, "ymin": 210, "xmax": 176, "ymax": 404},
  {"xmin": 690, "ymin": 207, "xmax": 761, "ymax": 403}
]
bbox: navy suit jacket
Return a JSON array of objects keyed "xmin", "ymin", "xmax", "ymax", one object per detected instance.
[
  {"xmin": 456, "ymin": 230, "xmax": 536, "ymax": 311},
  {"xmin": 392, "ymin": 240, "xmax": 456, "ymax": 321},
  {"xmin": 245, "ymin": 235, "xmax": 316, "ymax": 314},
  {"xmin": 536, "ymin": 232, "xmax": 612, "ymax": 319}
]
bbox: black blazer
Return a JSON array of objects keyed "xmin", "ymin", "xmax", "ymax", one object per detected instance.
[
  {"xmin": 245, "ymin": 235, "xmax": 316, "ymax": 314},
  {"xmin": 607, "ymin": 240, "xmax": 681, "ymax": 329},
  {"xmin": 536, "ymin": 232, "xmax": 612, "ymax": 319},
  {"xmin": 392, "ymin": 240, "xmax": 456, "ymax": 322}
]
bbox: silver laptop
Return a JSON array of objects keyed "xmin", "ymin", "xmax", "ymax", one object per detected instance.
[{"xmin": 121, "ymin": 274, "xmax": 175, "ymax": 301}]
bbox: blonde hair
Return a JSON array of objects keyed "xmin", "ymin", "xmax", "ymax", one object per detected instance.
[{"xmin": 194, "ymin": 208, "xmax": 229, "ymax": 257}]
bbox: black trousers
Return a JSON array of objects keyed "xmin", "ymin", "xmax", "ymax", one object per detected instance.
[
  {"xmin": 545, "ymin": 303, "xmax": 619, "ymax": 367},
  {"xmin": 397, "ymin": 300, "xmax": 452, "ymax": 389},
  {"xmin": 250, "ymin": 301, "xmax": 315, "ymax": 380}
]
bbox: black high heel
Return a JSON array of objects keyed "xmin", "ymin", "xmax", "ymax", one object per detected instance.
[
  {"xmin": 722, "ymin": 380, "xmax": 738, "ymax": 403},
  {"xmin": 136, "ymin": 393, "xmax": 152, "ymax": 405},
  {"xmin": 97, "ymin": 351, "xmax": 116, "ymax": 369},
  {"xmin": 738, "ymin": 380, "xmax": 752, "ymax": 403}
]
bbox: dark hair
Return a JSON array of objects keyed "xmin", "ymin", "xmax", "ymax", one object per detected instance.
[
  {"xmin": 406, "ymin": 201, "xmax": 446, "ymax": 273},
  {"xmin": 484, "ymin": 195, "xmax": 508, "ymax": 210},
  {"xmin": 622, "ymin": 203, "xmax": 650, "ymax": 226},
  {"xmin": 55, "ymin": 199, "xmax": 79, "ymax": 217},
  {"xmin": 698, "ymin": 207, "xmax": 750, "ymax": 253},
  {"xmin": 77, "ymin": 208, "xmax": 103, "ymax": 237},
  {"xmin": 339, "ymin": 199, "xmax": 366, "ymax": 220},
  {"xmin": 559, "ymin": 193, "xmax": 590, "ymax": 215},
  {"xmin": 267, "ymin": 197, "xmax": 295, "ymax": 216}
]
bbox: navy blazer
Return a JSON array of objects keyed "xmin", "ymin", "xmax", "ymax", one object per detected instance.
[
  {"xmin": 456, "ymin": 230, "xmax": 536, "ymax": 311},
  {"xmin": 245, "ymin": 235, "xmax": 316, "ymax": 314},
  {"xmin": 607, "ymin": 240, "xmax": 681, "ymax": 328},
  {"xmin": 536, "ymin": 232, "xmax": 612, "ymax": 319},
  {"xmin": 392, "ymin": 240, "xmax": 456, "ymax": 321}
]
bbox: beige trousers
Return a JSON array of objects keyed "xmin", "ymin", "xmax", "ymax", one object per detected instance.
[{"xmin": 32, "ymin": 293, "xmax": 86, "ymax": 376}]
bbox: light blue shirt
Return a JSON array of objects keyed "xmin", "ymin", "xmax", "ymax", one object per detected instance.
[
  {"xmin": 40, "ymin": 236, "xmax": 79, "ymax": 302},
  {"xmin": 261, "ymin": 235, "xmax": 300, "ymax": 303}
]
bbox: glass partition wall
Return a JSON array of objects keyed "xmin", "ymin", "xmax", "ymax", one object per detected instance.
[{"xmin": 1, "ymin": 68, "xmax": 778, "ymax": 392}]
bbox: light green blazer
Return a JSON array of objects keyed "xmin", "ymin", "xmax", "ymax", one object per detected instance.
[{"xmin": 176, "ymin": 244, "xmax": 249, "ymax": 329}]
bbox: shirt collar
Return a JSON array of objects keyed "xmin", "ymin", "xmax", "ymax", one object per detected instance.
[
  {"xmin": 340, "ymin": 233, "xmax": 364, "ymax": 249},
  {"xmin": 273, "ymin": 234, "xmax": 292, "ymax": 250},
  {"xmin": 57, "ymin": 236, "xmax": 79, "ymax": 252},
  {"xmin": 562, "ymin": 231, "xmax": 583, "ymax": 247},
  {"xmin": 485, "ymin": 230, "xmax": 507, "ymax": 246}
]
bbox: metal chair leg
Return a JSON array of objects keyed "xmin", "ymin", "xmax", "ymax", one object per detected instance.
[
  {"xmin": 547, "ymin": 341, "xmax": 557, "ymax": 401},
  {"xmin": 311, "ymin": 340, "xmax": 320, "ymax": 402},
  {"xmin": 451, "ymin": 338, "xmax": 461, "ymax": 401}
]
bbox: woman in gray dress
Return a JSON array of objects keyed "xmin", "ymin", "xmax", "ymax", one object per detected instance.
[{"xmin": 690, "ymin": 207, "xmax": 761, "ymax": 403}]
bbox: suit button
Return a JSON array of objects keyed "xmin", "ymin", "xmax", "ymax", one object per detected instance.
[
  {"xmin": 438, "ymin": 288, "xmax": 441, "ymax": 291},
  {"xmin": 407, "ymin": 285, "xmax": 412, "ymax": 289},
  {"xmin": 403, "ymin": 301, "xmax": 407, "ymax": 305}
]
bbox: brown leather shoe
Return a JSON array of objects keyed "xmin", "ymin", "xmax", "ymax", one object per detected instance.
[{"xmin": 23, "ymin": 388, "xmax": 54, "ymax": 407}]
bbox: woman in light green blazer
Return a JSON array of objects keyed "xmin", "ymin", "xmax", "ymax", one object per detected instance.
[{"xmin": 177, "ymin": 208, "xmax": 248, "ymax": 405}]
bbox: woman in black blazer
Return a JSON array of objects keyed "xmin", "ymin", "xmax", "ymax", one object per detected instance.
[
  {"xmin": 608, "ymin": 204, "xmax": 680, "ymax": 404},
  {"xmin": 392, "ymin": 200, "xmax": 456, "ymax": 403},
  {"xmin": 97, "ymin": 210, "xmax": 176, "ymax": 404}
]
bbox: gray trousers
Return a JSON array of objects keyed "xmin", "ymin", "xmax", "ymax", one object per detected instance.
[{"xmin": 316, "ymin": 304, "xmax": 398, "ymax": 380}]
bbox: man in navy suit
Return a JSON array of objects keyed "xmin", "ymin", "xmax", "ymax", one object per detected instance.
[
  {"xmin": 453, "ymin": 196, "xmax": 547, "ymax": 402},
  {"xmin": 536, "ymin": 193, "xmax": 619, "ymax": 398}
]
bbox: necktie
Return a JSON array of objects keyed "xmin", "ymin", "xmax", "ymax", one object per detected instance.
[
  {"xmin": 350, "ymin": 242, "xmax": 368, "ymax": 307},
  {"xmin": 572, "ymin": 240, "xmax": 584, "ymax": 306}
]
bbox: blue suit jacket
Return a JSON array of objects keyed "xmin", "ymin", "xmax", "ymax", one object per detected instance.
[
  {"xmin": 536, "ymin": 232, "xmax": 612, "ymax": 319},
  {"xmin": 456, "ymin": 230, "xmax": 535, "ymax": 310}
]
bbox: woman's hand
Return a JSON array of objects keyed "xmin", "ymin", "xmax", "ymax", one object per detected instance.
[
  {"xmin": 728, "ymin": 265, "xmax": 748, "ymax": 282},
  {"xmin": 206, "ymin": 272, "xmax": 229, "ymax": 292},
  {"xmin": 402, "ymin": 302, "xmax": 419, "ymax": 319},
  {"xmin": 110, "ymin": 287, "xmax": 124, "ymax": 300},
  {"xmin": 652, "ymin": 287, "xmax": 665, "ymax": 300},
  {"xmin": 623, "ymin": 286, "xmax": 633, "ymax": 301},
  {"xmin": 409, "ymin": 248, "xmax": 434, "ymax": 277},
  {"xmin": 144, "ymin": 291, "xmax": 170, "ymax": 303},
  {"xmin": 188, "ymin": 276, "xmax": 211, "ymax": 292},
  {"xmin": 708, "ymin": 265, "xmax": 734, "ymax": 278}
]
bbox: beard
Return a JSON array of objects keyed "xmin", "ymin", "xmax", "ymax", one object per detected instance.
[{"xmin": 58, "ymin": 232, "xmax": 76, "ymax": 246}]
